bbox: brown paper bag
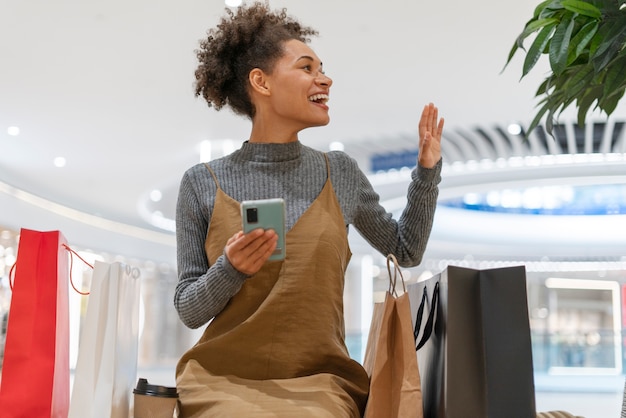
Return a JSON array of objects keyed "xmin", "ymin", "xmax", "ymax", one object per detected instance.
[{"xmin": 363, "ymin": 254, "xmax": 423, "ymax": 418}]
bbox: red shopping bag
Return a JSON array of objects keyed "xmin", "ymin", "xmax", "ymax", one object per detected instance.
[{"xmin": 0, "ymin": 229, "xmax": 70, "ymax": 418}]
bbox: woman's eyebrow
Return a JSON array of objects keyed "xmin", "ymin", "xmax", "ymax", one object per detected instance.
[
  {"xmin": 297, "ymin": 55, "xmax": 322, "ymax": 65},
  {"xmin": 297, "ymin": 55, "xmax": 324, "ymax": 69}
]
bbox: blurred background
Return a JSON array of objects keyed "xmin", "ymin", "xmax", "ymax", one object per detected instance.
[{"xmin": 1, "ymin": 0, "xmax": 625, "ymax": 416}]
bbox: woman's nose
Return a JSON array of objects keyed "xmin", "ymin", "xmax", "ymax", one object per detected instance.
[{"xmin": 317, "ymin": 73, "xmax": 332, "ymax": 87}]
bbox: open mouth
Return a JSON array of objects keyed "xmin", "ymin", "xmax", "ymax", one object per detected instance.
[{"xmin": 308, "ymin": 93, "xmax": 329, "ymax": 104}]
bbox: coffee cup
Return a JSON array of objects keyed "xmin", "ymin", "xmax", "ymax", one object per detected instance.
[{"xmin": 133, "ymin": 378, "xmax": 178, "ymax": 418}]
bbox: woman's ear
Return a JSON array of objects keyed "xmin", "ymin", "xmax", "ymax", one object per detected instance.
[{"xmin": 249, "ymin": 68, "xmax": 271, "ymax": 97}]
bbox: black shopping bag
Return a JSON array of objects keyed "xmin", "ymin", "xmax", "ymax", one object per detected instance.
[{"xmin": 408, "ymin": 265, "xmax": 536, "ymax": 418}]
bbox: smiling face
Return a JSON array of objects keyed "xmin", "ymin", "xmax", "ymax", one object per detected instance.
[{"xmin": 253, "ymin": 39, "xmax": 333, "ymax": 136}]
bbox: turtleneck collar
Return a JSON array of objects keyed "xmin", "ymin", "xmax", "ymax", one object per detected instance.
[{"xmin": 234, "ymin": 140, "xmax": 303, "ymax": 163}]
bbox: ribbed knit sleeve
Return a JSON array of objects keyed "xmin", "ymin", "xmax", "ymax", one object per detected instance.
[
  {"xmin": 355, "ymin": 160, "xmax": 440, "ymax": 266},
  {"xmin": 174, "ymin": 168, "xmax": 249, "ymax": 329},
  {"xmin": 327, "ymin": 151, "xmax": 441, "ymax": 267}
]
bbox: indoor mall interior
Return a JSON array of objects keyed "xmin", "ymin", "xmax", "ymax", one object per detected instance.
[{"xmin": 1, "ymin": 1, "xmax": 625, "ymax": 417}]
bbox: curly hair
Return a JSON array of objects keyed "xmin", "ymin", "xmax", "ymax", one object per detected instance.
[{"xmin": 194, "ymin": 2, "xmax": 318, "ymax": 119}]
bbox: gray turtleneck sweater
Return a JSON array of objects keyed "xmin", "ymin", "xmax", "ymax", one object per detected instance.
[{"xmin": 174, "ymin": 141, "xmax": 441, "ymax": 329}]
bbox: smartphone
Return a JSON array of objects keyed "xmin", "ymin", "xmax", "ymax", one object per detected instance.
[{"xmin": 241, "ymin": 198, "xmax": 286, "ymax": 261}]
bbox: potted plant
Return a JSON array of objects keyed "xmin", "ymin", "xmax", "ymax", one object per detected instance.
[{"xmin": 503, "ymin": 0, "xmax": 626, "ymax": 135}]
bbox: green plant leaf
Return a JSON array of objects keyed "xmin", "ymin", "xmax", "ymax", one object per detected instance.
[
  {"xmin": 590, "ymin": 19, "xmax": 623, "ymax": 61},
  {"xmin": 523, "ymin": 24, "xmax": 557, "ymax": 77},
  {"xmin": 559, "ymin": 65, "xmax": 596, "ymax": 101},
  {"xmin": 576, "ymin": 84, "xmax": 603, "ymax": 125},
  {"xmin": 527, "ymin": 101, "xmax": 551, "ymax": 134},
  {"xmin": 502, "ymin": 18, "xmax": 561, "ymax": 72},
  {"xmin": 561, "ymin": 0, "xmax": 602, "ymax": 18},
  {"xmin": 545, "ymin": 109, "xmax": 556, "ymax": 136},
  {"xmin": 536, "ymin": 77, "xmax": 551, "ymax": 95},
  {"xmin": 549, "ymin": 83, "xmax": 579, "ymax": 135},
  {"xmin": 502, "ymin": 43, "xmax": 520, "ymax": 73},
  {"xmin": 504, "ymin": 0, "xmax": 626, "ymax": 136},
  {"xmin": 604, "ymin": 0, "xmax": 625, "ymax": 14},
  {"xmin": 539, "ymin": 0, "xmax": 566, "ymax": 19},
  {"xmin": 608, "ymin": 82, "xmax": 626, "ymax": 100},
  {"xmin": 599, "ymin": 87, "xmax": 625, "ymax": 115},
  {"xmin": 603, "ymin": 55, "xmax": 626, "ymax": 99},
  {"xmin": 533, "ymin": 0, "xmax": 554, "ymax": 18},
  {"xmin": 544, "ymin": 92, "xmax": 570, "ymax": 136},
  {"xmin": 517, "ymin": 18, "xmax": 561, "ymax": 49},
  {"xmin": 549, "ymin": 13, "xmax": 576, "ymax": 74},
  {"xmin": 588, "ymin": 28, "xmax": 602, "ymax": 57},
  {"xmin": 593, "ymin": 39, "xmax": 623, "ymax": 73},
  {"xmin": 567, "ymin": 21, "xmax": 599, "ymax": 64},
  {"xmin": 530, "ymin": 86, "xmax": 567, "ymax": 136}
]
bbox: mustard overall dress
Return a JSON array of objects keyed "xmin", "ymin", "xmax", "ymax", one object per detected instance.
[{"xmin": 176, "ymin": 158, "xmax": 370, "ymax": 417}]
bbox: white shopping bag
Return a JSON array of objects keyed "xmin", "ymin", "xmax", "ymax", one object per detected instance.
[{"xmin": 69, "ymin": 261, "xmax": 141, "ymax": 418}]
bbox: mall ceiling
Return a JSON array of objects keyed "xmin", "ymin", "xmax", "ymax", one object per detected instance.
[{"xmin": 1, "ymin": 0, "xmax": 625, "ymax": 265}]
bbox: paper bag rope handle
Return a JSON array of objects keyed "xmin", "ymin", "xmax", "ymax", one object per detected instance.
[
  {"xmin": 8, "ymin": 263, "xmax": 16, "ymax": 290},
  {"xmin": 8, "ymin": 243, "xmax": 91, "ymax": 295},
  {"xmin": 62, "ymin": 243, "xmax": 93, "ymax": 295},
  {"xmin": 413, "ymin": 281, "xmax": 439, "ymax": 351},
  {"xmin": 386, "ymin": 254, "xmax": 406, "ymax": 296}
]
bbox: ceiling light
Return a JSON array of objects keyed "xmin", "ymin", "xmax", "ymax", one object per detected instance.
[
  {"xmin": 54, "ymin": 157, "xmax": 66, "ymax": 167},
  {"xmin": 225, "ymin": 0, "xmax": 243, "ymax": 6},
  {"xmin": 507, "ymin": 123, "xmax": 522, "ymax": 135},
  {"xmin": 462, "ymin": 193, "xmax": 480, "ymax": 205},
  {"xmin": 150, "ymin": 189, "xmax": 162, "ymax": 202},
  {"xmin": 7, "ymin": 126, "xmax": 20, "ymax": 136}
]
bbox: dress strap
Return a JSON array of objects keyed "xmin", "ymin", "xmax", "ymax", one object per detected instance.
[
  {"xmin": 203, "ymin": 163, "xmax": 221, "ymax": 189},
  {"xmin": 323, "ymin": 153, "xmax": 331, "ymax": 179}
]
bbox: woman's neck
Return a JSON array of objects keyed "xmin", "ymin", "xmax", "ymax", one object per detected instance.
[{"xmin": 248, "ymin": 117, "xmax": 301, "ymax": 144}]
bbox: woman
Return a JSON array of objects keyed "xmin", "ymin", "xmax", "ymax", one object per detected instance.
[{"xmin": 174, "ymin": 3, "xmax": 444, "ymax": 417}]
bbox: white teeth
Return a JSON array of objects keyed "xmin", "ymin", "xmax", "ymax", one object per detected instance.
[{"xmin": 308, "ymin": 94, "xmax": 329, "ymax": 103}]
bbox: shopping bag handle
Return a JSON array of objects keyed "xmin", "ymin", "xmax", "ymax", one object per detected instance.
[
  {"xmin": 62, "ymin": 243, "xmax": 93, "ymax": 295},
  {"xmin": 386, "ymin": 254, "xmax": 406, "ymax": 296},
  {"xmin": 8, "ymin": 263, "xmax": 16, "ymax": 290},
  {"xmin": 414, "ymin": 281, "xmax": 439, "ymax": 351},
  {"xmin": 8, "ymin": 243, "xmax": 92, "ymax": 295}
]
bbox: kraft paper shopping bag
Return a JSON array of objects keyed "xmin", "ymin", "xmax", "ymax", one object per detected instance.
[{"xmin": 363, "ymin": 254, "xmax": 422, "ymax": 418}]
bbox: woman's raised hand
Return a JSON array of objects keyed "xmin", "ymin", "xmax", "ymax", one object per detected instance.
[{"xmin": 417, "ymin": 103, "xmax": 444, "ymax": 169}]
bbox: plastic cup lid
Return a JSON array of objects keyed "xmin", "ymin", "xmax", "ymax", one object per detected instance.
[{"xmin": 133, "ymin": 378, "xmax": 178, "ymax": 398}]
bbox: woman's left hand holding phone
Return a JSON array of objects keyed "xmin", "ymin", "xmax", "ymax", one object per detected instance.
[{"xmin": 225, "ymin": 229, "xmax": 279, "ymax": 275}]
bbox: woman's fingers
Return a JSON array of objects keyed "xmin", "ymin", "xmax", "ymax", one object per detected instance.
[
  {"xmin": 417, "ymin": 102, "xmax": 444, "ymax": 168},
  {"xmin": 225, "ymin": 229, "xmax": 278, "ymax": 275}
]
